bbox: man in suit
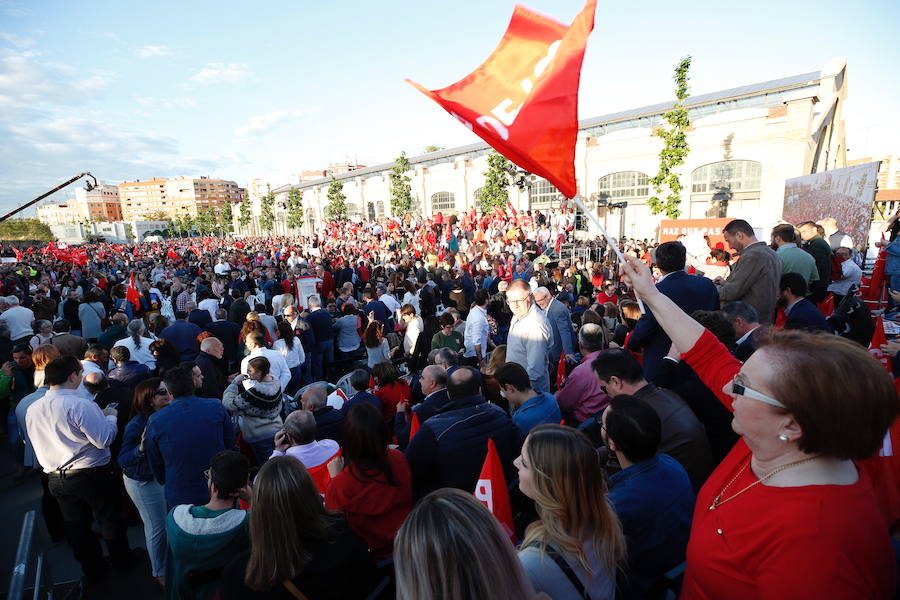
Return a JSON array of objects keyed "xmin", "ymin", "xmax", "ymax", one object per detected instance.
[
  {"xmin": 722, "ymin": 302, "xmax": 761, "ymax": 362},
  {"xmin": 533, "ymin": 286, "xmax": 576, "ymax": 391},
  {"xmin": 779, "ymin": 272, "xmax": 830, "ymax": 332},
  {"xmin": 714, "ymin": 219, "xmax": 781, "ymax": 324},
  {"xmin": 627, "ymin": 242, "xmax": 720, "ymax": 381},
  {"xmin": 395, "ymin": 365, "xmax": 449, "ymax": 449}
]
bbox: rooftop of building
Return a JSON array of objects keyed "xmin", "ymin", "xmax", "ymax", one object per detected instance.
[{"xmin": 275, "ymin": 67, "xmax": 826, "ymax": 195}]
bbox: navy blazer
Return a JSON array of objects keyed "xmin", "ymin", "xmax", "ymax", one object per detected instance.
[
  {"xmin": 544, "ymin": 298, "xmax": 576, "ymax": 363},
  {"xmin": 785, "ymin": 298, "xmax": 830, "ymax": 332},
  {"xmin": 627, "ymin": 270, "xmax": 720, "ymax": 381}
]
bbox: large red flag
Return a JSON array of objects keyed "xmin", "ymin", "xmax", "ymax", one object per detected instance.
[
  {"xmin": 407, "ymin": 0, "xmax": 596, "ymax": 199},
  {"xmin": 474, "ymin": 438, "xmax": 515, "ymax": 542},
  {"xmin": 126, "ymin": 271, "xmax": 141, "ymax": 311},
  {"xmin": 869, "ymin": 315, "xmax": 894, "ymax": 373}
]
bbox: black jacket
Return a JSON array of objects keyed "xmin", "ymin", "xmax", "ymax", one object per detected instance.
[
  {"xmin": 313, "ymin": 406, "xmax": 344, "ymax": 445},
  {"xmin": 405, "ymin": 393, "xmax": 518, "ymax": 500},
  {"xmin": 394, "ymin": 388, "xmax": 449, "ymax": 449},
  {"xmin": 228, "ymin": 299, "xmax": 251, "ymax": 325},
  {"xmin": 196, "ymin": 351, "xmax": 227, "ymax": 400},
  {"xmin": 204, "ymin": 320, "xmax": 242, "ymax": 364}
]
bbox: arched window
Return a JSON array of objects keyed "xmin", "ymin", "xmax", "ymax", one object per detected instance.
[
  {"xmin": 597, "ymin": 171, "xmax": 650, "ymax": 201},
  {"xmin": 690, "ymin": 160, "xmax": 762, "ymax": 218},
  {"xmin": 530, "ymin": 179, "xmax": 563, "ymax": 209},
  {"xmin": 474, "ymin": 187, "xmax": 485, "ymax": 206},
  {"xmin": 431, "ymin": 191, "xmax": 456, "ymax": 213}
]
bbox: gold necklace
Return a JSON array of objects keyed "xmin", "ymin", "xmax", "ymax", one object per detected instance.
[{"xmin": 708, "ymin": 456, "xmax": 820, "ymax": 511}]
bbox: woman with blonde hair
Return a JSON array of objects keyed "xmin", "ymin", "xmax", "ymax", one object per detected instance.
[
  {"xmin": 395, "ymin": 488, "xmax": 542, "ymax": 600},
  {"xmin": 516, "ymin": 424, "xmax": 626, "ymax": 599},
  {"xmin": 220, "ymin": 456, "xmax": 379, "ymax": 599}
]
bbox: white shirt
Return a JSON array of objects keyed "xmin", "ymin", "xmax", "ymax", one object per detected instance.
[
  {"xmin": 402, "ymin": 316, "xmax": 423, "ymax": 354},
  {"xmin": 464, "ymin": 305, "xmax": 490, "ymax": 359},
  {"xmin": 271, "ymin": 438, "xmax": 339, "ymax": 468},
  {"xmin": 1, "ymin": 305, "xmax": 34, "ymax": 340},
  {"xmin": 214, "ymin": 261, "xmax": 231, "ymax": 276},
  {"xmin": 828, "ymin": 259, "xmax": 863, "ymax": 296},
  {"xmin": 379, "ymin": 293, "xmax": 401, "ymax": 316},
  {"xmin": 199, "ymin": 297, "xmax": 220, "ymax": 321},
  {"xmin": 735, "ymin": 325, "xmax": 761, "ymax": 346},
  {"xmin": 273, "ymin": 338, "xmax": 305, "ymax": 369},
  {"xmin": 25, "ymin": 387, "xmax": 117, "ymax": 473},
  {"xmin": 113, "ymin": 335, "xmax": 157, "ymax": 370},
  {"xmin": 241, "ymin": 347, "xmax": 291, "ymax": 392}
]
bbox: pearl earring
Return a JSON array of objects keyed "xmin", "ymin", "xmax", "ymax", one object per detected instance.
[{"xmin": 778, "ymin": 434, "xmax": 789, "ymax": 442}]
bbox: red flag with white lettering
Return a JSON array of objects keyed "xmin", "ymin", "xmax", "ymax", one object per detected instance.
[
  {"xmin": 474, "ymin": 438, "xmax": 515, "ymax": 542},
  {"xmin": 407, "ymin": 0, "xmax": 596, "ymax": 199},
  {"xmin": 869, "ymin": 315, "xmax": 893, "ymax": 373},
  {"xmin": 126, "ymin": 271, "xmax": 141, "ymax": 311}
]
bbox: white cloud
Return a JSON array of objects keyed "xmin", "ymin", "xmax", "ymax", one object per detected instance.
[
  {"xmin": 138, "ymin": 45, "xmax": 172, "ymax": 58},
  {"xmin": 235, "ymin": 108, "xmax": 317, "ymax": 138},
  {"xmin": 0, "ymin": 48, "xmax": 113, "ymax": 114},
  {"xmin": 0, "ymin": 32, "xmax": 35, "ymax": 47},
  {"xmin": 190, "ymin": 62, "xmax": 250, "ymax": 84},
  {"xmin": 134, "ymin": 96, "xmax": 197, "ymax": 110}
]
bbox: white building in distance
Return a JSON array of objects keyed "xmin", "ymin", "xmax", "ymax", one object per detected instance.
[{"xmin": 237, "ymin": 59, "xmax": 848, "ymax": 241}]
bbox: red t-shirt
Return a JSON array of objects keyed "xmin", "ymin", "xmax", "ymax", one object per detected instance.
[
  {"xmin": 324, "ymin": 449, "xmax": 412, "ymax": 560},
  {"xmin": 596, "ymin": 291, "xmax": 618, "ymax": 305},
  {"xmin": 680, "ymin": 330, "xmax": 897, "ymax": 599}
]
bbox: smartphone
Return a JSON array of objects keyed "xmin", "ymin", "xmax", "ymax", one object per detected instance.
[{"xmin": 106, "ymin": 402, "xmax": 118, "ymax": 410}]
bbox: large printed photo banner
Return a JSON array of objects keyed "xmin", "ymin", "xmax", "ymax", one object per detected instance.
[
  {"xmin": 782, "ymin": 161, "xmax": 880, "ymax": 250},
  {"xmin": 407, "ymin": 0, "xmax": 597, "ymax": 199}
]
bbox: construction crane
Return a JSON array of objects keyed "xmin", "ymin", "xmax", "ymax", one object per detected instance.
[{"xmin": 0, "ymin": 172, "xmax": 98, "ymax": 223}]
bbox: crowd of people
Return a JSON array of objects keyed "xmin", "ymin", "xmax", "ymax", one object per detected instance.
[{"xmin": 0, "ymin": 207, "xmax": 897, "ymax": 599}]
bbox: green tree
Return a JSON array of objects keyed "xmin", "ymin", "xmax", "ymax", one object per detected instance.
[
  {"xmin": 259, "ymin": 184, "xmax": 275, "ymax": 233},
  {"xmin": 479, "ymin": 151, "xmax": 511, "ymax": 212},
  {"xmin": 389, "ymin": 152, "xmax": 413, "ymax": 216},
  {"xmin": 285, "ymin": 188, "xmax": 305, "ymax": 231},
  {"xmin": 196, "ymin": 210, "xmax": 217, "ymax": 236},
  {"xmin": 238, "ymin": 194, "xmax": 252, "ymax": 230},
  {"xmin": 423, "ymin": 144, "xmax": 442, "ymax": 153},
  {"xmin": 325, "ymin": 176, "xmax": 348, "ymax": 222},
  {"xmin": 219, "ymin": 200, "xmax": 234, "ymax": 235},
  {"xmin": 648, "ymin": 56, "xmax": 692, "ymax": 219},
  {"xmin": 0, "ymin": 218, "xmax": 53, "ymax": 241}
]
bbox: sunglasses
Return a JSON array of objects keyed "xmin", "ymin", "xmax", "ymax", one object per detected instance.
[
  {"xmin": 155, "ymin": 388, "xmax": 168, "ymax": 396},
  {"xmin": 731, "ymin": 373, "xmax": 786, "ymax": 409}
]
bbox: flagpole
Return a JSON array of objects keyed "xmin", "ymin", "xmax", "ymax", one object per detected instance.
[{"xmin": 571, "ymin": 196, "xmax": 646, "ymax": 314}]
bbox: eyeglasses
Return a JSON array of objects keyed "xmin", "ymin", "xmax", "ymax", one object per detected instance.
[
  {"xmin": 507, "ymin": 297, "xmax": 529, "ymax": 305},
  {"xmin": 203, "ymin": 469, "xmax": 211, "ymax": 481},
  {"xmin": 731, "ymin": 373, "xmax": 786, "ymax": 409}
]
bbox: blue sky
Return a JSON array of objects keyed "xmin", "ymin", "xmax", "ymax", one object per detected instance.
[{"xmin": 1, "ymin": 0, "xmax": 898, "ymax": 215}]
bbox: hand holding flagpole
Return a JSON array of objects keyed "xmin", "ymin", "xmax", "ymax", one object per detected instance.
[{"xmin": 571, "ymin": 196, "xmax": 646, "ymax": 313}]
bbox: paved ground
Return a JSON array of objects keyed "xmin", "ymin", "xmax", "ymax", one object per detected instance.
[{"xmin": 0, "ymin": 435, "xmax": 163, "ymax": 600}]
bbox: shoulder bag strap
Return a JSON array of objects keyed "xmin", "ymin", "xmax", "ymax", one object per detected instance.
[
  {"xmin": 282, "ymin": 579, "xmax": 310, "ymax": 600},
  {"xmin": 524, "ymin": 541, "xmax": 589, "ymax": 599}
]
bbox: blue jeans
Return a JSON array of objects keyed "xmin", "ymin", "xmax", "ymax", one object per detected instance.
[
  {"xmin": 122, "ymin": 475, "xmax": 167, "ymax": 577},
  {"xmin": 312, "ymin": 339, "xmax": 334, "ymax": 382}
]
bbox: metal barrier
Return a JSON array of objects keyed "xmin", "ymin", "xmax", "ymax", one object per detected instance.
[{"xmin": 7, "ymin": 510, "xmax": 51, "ymax": 600}]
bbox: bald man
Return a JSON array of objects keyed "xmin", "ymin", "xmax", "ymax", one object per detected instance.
[
  {"xmin": 196, "ymin": 337, "xmax": 227, "ymax": 399},
  {"xmin": 301, "ymin": 383, "xmax": 344, "ymax": 444},
  {"xmin": 271, "ymin": 409, "xmax": 340, "ymax": 469},
  {"xmin": 395, "ymin": 364, "xmax": 449, "ymax": 449}
]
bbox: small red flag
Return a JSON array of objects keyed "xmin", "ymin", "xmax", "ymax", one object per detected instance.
[
  {"xmin": 816, "ymin": 294, "xmax": 834, "ymax": 317},
  {"xmin": 556, "ymin": 349, "xmax": 567, "ymax": 389},
  {"xmin": 409, "ymin": 411, "xmax": 421, "ymax": 441},
  {"xmin": 869, "ymin": 315, "xmax": 893, "ymax": 373},
  {"xmin": 126, "ymin": 271, "xmax": 141, "ymax": 311},
  {"xmin": 407, "ymin": 0, "xmax": 596, "ymax": 199},
  {"xmin": 167, "ymin": 247, "xmax": 179, "ymax": 260},
  {"xmin": 507, "ymin": 200, "xmax": 518, "ymax": 218},
  {"xmin": 474, "ymin": 438, "xmax": 515, "ymax": 542},
  {"xmin": 12, "ymin": 248, "xmax": 22, "ymax": 262}
]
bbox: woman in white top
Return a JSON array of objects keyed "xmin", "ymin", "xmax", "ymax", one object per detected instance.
[
  {"xmin": 113, "ymin": 319, "xmax": 157, "ymax": 370},
  {"xmin": 273, "ymin": 320, "xmax": 305, "ymax": 395}
]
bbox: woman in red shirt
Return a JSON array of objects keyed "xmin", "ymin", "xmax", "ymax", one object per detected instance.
[
  {"xmin": 373, "ymin": 360, "xmax": 412, "ymax": 425},
  {"xmin": 619, "ymin": 254, "xmax": 898, "ymax": 599},
  {"xmin": 326, "ymin": 402, "xmax": 412, "ymax": 559}
]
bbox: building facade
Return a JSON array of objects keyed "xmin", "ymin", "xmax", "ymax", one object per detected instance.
[
  {"xmin": 119, "ymin": 176, "xmax": 241, "ymax": 220},
  {"xmin": 246, "ymin": 59, "xmax": 847, "ymax": 241},
  {"xmin": 36, "ymin": 181, "xmax": 122, "ymax": 225}
]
